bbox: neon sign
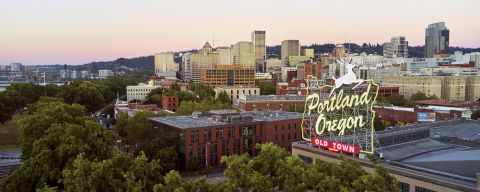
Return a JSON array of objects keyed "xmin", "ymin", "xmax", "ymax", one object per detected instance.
[{"xmin": 301, "ymin": 59, "xmax": 379, "ymax": 154}]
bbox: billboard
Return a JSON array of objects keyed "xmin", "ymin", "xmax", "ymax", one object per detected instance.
[
  {"xmin": 301, "ymin": 59, "xmax": 379, "ymax": 154},
  {"xmin": 417, "ymin": 112, "xmax": 436, "ymax": 122}
]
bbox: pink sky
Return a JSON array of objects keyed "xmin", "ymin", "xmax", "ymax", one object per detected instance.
[{"xmin": 1, "ymin": 0, "xmax": 479, "ymax": 65}]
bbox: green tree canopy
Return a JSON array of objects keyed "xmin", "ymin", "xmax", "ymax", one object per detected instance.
[
  {"xmin": 388, "ymin": 94, "xmax": 406, "ymax": 106},
  {"xmin": 260, "ymin": 82, "xmax": 276, "ymax": 95},
  {"xmin": 0, "ymin": 99, "xmax": 115, "ymax": 191}
]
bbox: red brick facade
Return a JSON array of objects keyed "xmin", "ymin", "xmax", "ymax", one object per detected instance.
[{"xmin": 162, "ymin": 94, "xmax": 178, "ymax": 112}]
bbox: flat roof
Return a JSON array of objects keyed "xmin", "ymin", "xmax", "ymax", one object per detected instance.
[
  {"xmin": 242, "ymin": 94, "xmax": 306, "ymax": 101},
  {"xmin": 294, "ymin": 120, "xmax": 480, "ymax": 188},
  {"xmin": 149, "ymin": 110, "xmax": 302, "ymax": 129}
]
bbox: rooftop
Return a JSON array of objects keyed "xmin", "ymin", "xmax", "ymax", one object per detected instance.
[
  {"xmin": 240, "ymin": 94, "xmax": 306, "ymax": 102},
  {"xmin": 149, "ymin": 110, "xmax": 302, "ymax": 129}
]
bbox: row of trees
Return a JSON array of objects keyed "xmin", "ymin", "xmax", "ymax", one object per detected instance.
[
  {"xmin": 0, "ymin": 76, "xmax": 145, "ymax": 124},
  {"xmin": 379, "ymin": 92, "xmax": 438, "ymax": 107}
]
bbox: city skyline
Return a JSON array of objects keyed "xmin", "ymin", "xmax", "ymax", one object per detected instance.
[{"xmin": 1, "ymin": 0, "xmax": 479, "ymax": 65}]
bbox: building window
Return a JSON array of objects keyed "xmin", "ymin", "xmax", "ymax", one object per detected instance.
[
  {"xmin": 399, "ymin": 182, "xmax": 410, "ymax": 192},
  {"xmin": 414, "ymin": 186, "xmax": 435, "ymax": 192}
]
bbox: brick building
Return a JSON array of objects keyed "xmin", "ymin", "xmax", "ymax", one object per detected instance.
[
  {"xmin": 361, "ymin": 86, "xmax": 399, "ymax": 99},
  {"xmin": 200, "ymin": 65, "xmax": 255, "ymax": 87},
  {"xmin": 376, "ymin": 105, "xmax": 465, "ymax": 127},
  {"xmin": 149, "ymin": 110, "xmax": 303, "ymax": 169},
  {"xmin": 236, "ymin": 95, "xmax": 306, "ymax": 112},
  {"xmin": 162, "ymin": 94, "xmax": 179, "ymax": 112},
  {"xmin": 276, "ymin": 78, "xmax": 307, "ymax": 95}
]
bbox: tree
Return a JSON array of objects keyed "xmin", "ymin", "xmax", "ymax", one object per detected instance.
[
  {"xmin": 147, "ymin": 87, "xmax": 164, "ymax": 99},
  {"xmin": 217, "ymin": 91, "xmax": 230, "ymax": 104},
  {"xmin": 388, "ymin": 94, "xmax": 406, "ymax": 106},
  {"xmin": 471, "ymin": 110, "xmax": 480, "ymax": 120},
  {"xmin": 260, "ymin": 83, "xmax": 276, "ymax": 95},
  {"xmin": 0, "ymin": 103, "xmax": 12, "ymax": 124},
  {"xmin": 374, "ymin": 113, "xmax": 386, "ymax": 131},
  {"xmin": 1, "ymin": 99, "xmax": 115, "ymax": 191}
]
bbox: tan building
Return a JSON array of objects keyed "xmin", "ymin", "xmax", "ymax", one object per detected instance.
[
  {"xmin": 301, "ymin": 48, "xmax": 314, "ymax": 59},
  {"xmin": 126, "ymin": 83, "xmax": 161, "ymax": 101},
  {"xmin": 442, "ymin": 76, "xmax": 466, "ymax": 101},
  {"xmin": 333, "ymin": 44, "xmax": 347, "ymax": 58},
  {"xmin": 187, "ymin": 42, "xmax": 219, "ymax": 84},
  {"xmin": 382, "ymin": 76, "xmax": 480, "ymax": 101},
  {"xmin": 466, "ymin": 76, "xmax": 480, "ymax": 101},
  {"xmin": 281, "ymin": 40, "xmax": 300, "ymax": 63},
  {"xmin": 154, "ymin": 52, "xmax": 177, "ymax": 76},
  {"xmin": 287, "ymin": 56, "xmax": 311, "ymax": 66},
  {"xmin": 231, "ymin": 41, "xmax": 255, "ymax": 68},
  {"xmin": 214, "ymin": 86, "xmax": 260, "ymax": 104},
  {"xmin": 252, "ymin": 30, "xmax": 266, "ymax": 72},
  {"xmin": 382, "ymin": 76, "xmax": 443, "ymax": 99},
  {"xmin": 200, "ymin": 65, "xmax": 255, "ymax": 87}
]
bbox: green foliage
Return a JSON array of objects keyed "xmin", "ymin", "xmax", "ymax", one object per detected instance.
[
  {"xmin": 177, "ymin": 100, "xmax": 231, "ymax": 116},
  {"xmin": 147, "ymin": 87, "xmax": 164, "ymax": 99},
  {"xmin": 260, "ymin": 82, "xmax": 276, "ymax": 95},
  {"xmin": 220, "ymin": 143, "xmax": 399, "ymax": 192},
  {"xmin": 374, "ymin": 112, "xmax": 386, "ymax": 131},
  {"xmin": 62, "ymin": 151, "xmax": 168, "ymax": 192},
  {"xmin": 190, "ymin": 84, "xmax": 215, "ymax": 101},
  {"xmin": 1, "ymin": 99, "xmax": 115, "ymax": 191},
  {"xmin": 185, "ymin": 156, "xmax": 201, "ymax": 172},
  {"xmin": 471, "ymin": 110, "xmax": 480, "ymax": 120},
  {"xmin": 388, "ymin": 94, "xmax": 406, "ymax": 106},
  {"xmin": 217, "ymin": 91, "xmax": 231, "ymax": 104}
]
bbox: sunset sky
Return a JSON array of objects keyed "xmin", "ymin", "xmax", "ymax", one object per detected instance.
[{"xmin": 1, "ymin": 0, "xmax": 479, "ymax": 65}]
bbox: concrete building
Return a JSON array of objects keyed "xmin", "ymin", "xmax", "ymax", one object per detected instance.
[
  {"xmin": 187, "ymin": 42, "xmax": 219, "ymax": 84},
  {"xmin": 281, "ymin": 66, "xmax": 297, "ymax": 82},
  {"xmin": 383, "ymin": 36, "xmax": 408, "ymax": 58},
  {"xmin": 466, "ymin": 76, "xmax": 480, "ymax": 101},
  {"xmin": 214, "ymin": 86, "xmax": 260, "ymax": 104},
  {"xmin": 287, "ymin": 56, "xmax": 311, "ymax": 66},
  {"xmin": 200, "ymin": 65, "xmax": 255, "ymax": 87},
  {"xmin": 382, "ymin": 76, "xmax": 479, "ymax": 101},
  {"xmin": 232, "ymin": 41, "xmax": 255, "ymax": 69},
  {"xmin": 301, "ymin": 48, "xmax": 314, "ymax": 59},
  {"xmin": 126, "ymin": 83, "xmax": 161, "ymax": 101},
  {"xmin": 254, "ymin": 73, "xmax": 272, "ymax": 80},
  {"xmin": 425, "ymin": 22, "xmax": 449, "ymax": 57},
  {"xmin": 281, "ymin": 40, "xmax": 300, "ymax": 63},
  {"xmin": 237, "ymin": 95, "xmax": 305, "ymax": 112},
  {"xmin": 463, "ymin": 52, "xmax": 480, "ymax": 68},
  {"xmin": 357, "ymin": 66, "xmax": 402, "ymax": 84},
  {"xmin": 154, "ymin": 52, "xmax": 177, "ymax": 75},
  {"xmin": 98, "ymin": 69, "xmax": 113, "ymax": 78},
  {"xmin": 382, "ymin": 76, "xmax": 443, "ymax": 99},
  {"xmin": 407, "ymin": 58, "xmax": 438, "ymax": 74},
  {"xmin": 217, "ymin": 47, "xmax": 232, "ymax": 65},
  {"xmin": 420, "ymin": 67, "xmax": 479, "ymax": 76},
  {"xmin": 149, "ymin": 110, "xmax": 303, "ymax": 169},
  {"xmin": 252, "ymin": 30, "xmax": 266, "ymax": 72},
  {"xmin": 332, "ymin": 44, "xmax": 347, "ymax": 58},
  {"xmin": 292, "ymin": 120, "xmax": 480, "ymax": 192}
]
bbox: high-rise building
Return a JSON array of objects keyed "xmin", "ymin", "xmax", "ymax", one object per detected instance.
[
  {"xmin": 154, "ymin": 52, "xmax": 177, "ymax": 75},
  {"xmin": 425, "ymin": 22, "xmax": 449, "ymax": 57},
  {"xmin": 383, "ymin": 36, "xmax": 408, "ymax": 58},
  {"xmin": 281, "ymin": 40, "xmax": 300, "ymax": 64},
  {"xmin": 231, "ymin": 41, "xmax": 255, "ymax": 68},
  {"xmin": 186, "ymin": 42, "xmax": 219, "ymax": 84},
  {"xmin": 332, "ymin": 44, "xmax": 347, "ymax": 58},
  {"xmin": 252, "ymin": 30, "xmax": 266, "ymax": 72},
  {"xmin": 301, "ymin": 48, "xmax": 314, "ymax": 59},
  {"xmin": 217, "ymin": 47, "xmax": 232, "ymax": 65}
]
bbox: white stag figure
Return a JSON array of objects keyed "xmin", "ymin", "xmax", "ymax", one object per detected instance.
[{"xmin": 329, "ymin": 58, "xmax": 363, "ymax": 97}]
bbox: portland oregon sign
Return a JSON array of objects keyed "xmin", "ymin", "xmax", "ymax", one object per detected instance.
[{"xmin": 301, "ymin": 59, "xmax": 379, "ymax": 155}]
